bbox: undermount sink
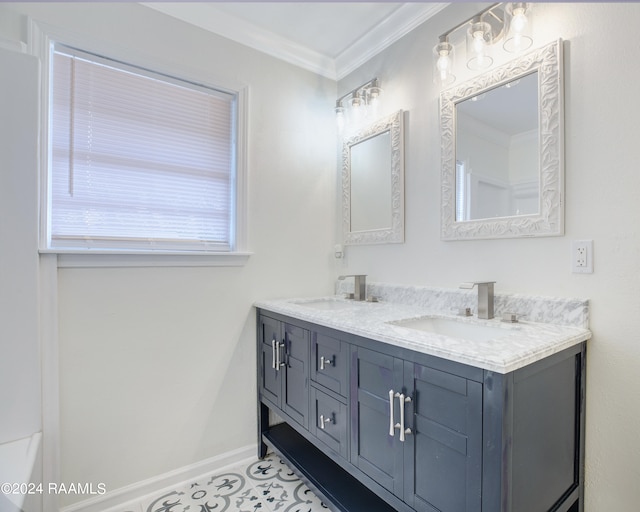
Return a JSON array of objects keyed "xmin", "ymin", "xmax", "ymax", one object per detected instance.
[
  {"xmin": 390, "ymin": 316, "xmax": 514, "ymax": 342},
  {"xmin": 293, "ymin": 298, "xmax": 370, "ymax": 311}
]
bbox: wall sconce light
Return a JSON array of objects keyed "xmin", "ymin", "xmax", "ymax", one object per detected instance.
[
  {"xmin": 433, "ymin": 2, "xmax": 532, "ymax": 86},
  {"xmin": 334, "ymin": 78, "xmax": 382, "ymax": 132}
]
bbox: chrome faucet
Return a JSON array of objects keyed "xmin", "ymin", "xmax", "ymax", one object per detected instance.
[
  {"xmin": 338, "ymin": 274, "xmax": 367, "ymax": 301},
  {"xmin": 459, "ymin": 281, "xmax": 495, "ymax": 319}
]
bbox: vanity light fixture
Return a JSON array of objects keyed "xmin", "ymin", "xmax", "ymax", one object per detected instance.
[
  {"xmin": 334, "ymin": 78, "xmax": 382, "ymax": 132},
  {"xmin": 433, "ymin": 2, "xmax": 532, "ymax": 86}
]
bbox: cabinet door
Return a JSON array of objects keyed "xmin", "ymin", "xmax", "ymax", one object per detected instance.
[
  {"xmin": 281, "ymin": 322, "xmax": 310, "ymax": 428},
  {"xmin": 403, "ymin": 361, "xmax": 482, "ymax": 512},
  {"xmin": 258, "ymin": 315, "xmax": 282, "ymax": 407},
  {"xmin": 350, "ymin": 346, "xmax": 405, "ymax": 497}
]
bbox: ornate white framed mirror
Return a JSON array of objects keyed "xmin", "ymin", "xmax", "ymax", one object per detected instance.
[
  {"xmin": 342, "ymin": 110, "xmax": 404, "ymax": 245},
  {"xmin": 440, "ymin": 39, "xmax": 564, "ymax": 240}
]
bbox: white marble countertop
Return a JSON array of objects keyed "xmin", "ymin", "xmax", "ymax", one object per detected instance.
[{"xmin": 255, "ymin": 294, "xmax": 591, "ymax": 374}]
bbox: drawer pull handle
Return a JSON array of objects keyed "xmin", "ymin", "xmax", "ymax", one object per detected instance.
[
  {"xmin": 271, "ymin": 339, "xmax": 277, "ymax": 369},
  {"xmin": 395, "ymin": 392, "xmax": 412, "ymax": 442},
  {"xmin": 278, "ymin": 341, "xmax": 285, "ymax": 368},
  {"xmin": 320, "ymin": 414, "xmax": 332, "ymax": 430},
  {"xmin": 320, "ymin": 356, "xmax": 333, "ymax": 370}
]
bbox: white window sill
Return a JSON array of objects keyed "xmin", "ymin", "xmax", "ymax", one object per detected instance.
[{"xmin": 39, "ymin": 249, "xmax": 252, "ymax": 268}]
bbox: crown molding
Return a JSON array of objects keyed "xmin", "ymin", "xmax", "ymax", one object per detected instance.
[
  {"xmin": 141, "ymin": 3, "xmax": 336, "ymax": 79},
  {"xmin": 335, "ymin": 2, "xmax": 448, "ymax": 80},
  {"xmin": 142, "ymin": 2, "xmax": 447, "ymax": 81}
]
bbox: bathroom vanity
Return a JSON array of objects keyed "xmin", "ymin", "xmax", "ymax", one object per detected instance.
[{"xmin": 255, "ymin": 284, "xmax": 590, "ymax": 512}]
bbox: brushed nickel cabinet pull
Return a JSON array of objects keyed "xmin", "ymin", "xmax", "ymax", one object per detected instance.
[
  {"xmin": 388, "ymin": 389, "xmax": 395, "ymax": 436},
  {"xmin": 271, "ymin": 339, "xmax": 277, "ymax": 369},
  {"xmin": 320, "ymin": 355, "xmax": 333, "ymax": 370},
  {"xmin": 395, "ymin": 392, "xmax": 412, "ymax": 442}
]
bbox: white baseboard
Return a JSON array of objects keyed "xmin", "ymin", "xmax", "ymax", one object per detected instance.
[{"xmin": 61, "ymin": 444, "xmax": 257, "ymax": 512}]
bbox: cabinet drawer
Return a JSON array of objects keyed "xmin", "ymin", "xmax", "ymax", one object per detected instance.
[
  {"xmin": 310, "ymin": 386, "xmax": 348, "ymax": 458},
  {"xmin": 311, "ymin": 332, "xmax": 348, "ymax": 396}
]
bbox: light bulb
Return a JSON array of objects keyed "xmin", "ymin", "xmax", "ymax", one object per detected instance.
[
  {"xmin": 512, "ymin": 8, "xmax": 527, "ymax": 33},
  {"xmin": 504, "ymin": 3, "xmax": 533, "ymax": 53},
  {"xmin": 472, "ymin": 32, "xmax": 486, "ymax": 66},
  {"xmin": 466, "ymin": 21, "xmax": 493, "ymax": 70},
  {"xmin": 368, "ymin": 95, "xmax": 380, "ymax": 118},
  {"xmin": 351, "ymin": 92, "xmax": 362, "ymax": 109},
  {"xmin": 437, "ymin": 52, "xmax": 451, "ymax": 81},
  {"xmin": 510, "ymin": 10, "xmax": 527, "ymax": 51},
  {"xmin": 367, "ymin": 84, "xmax": 382, "ymax": 112},
  {"xmin": 336, "ymin": 110, "xmax": 345, "ymax": 132},
  {"xmin": 334, "ymin": 102, "xmax": 345, "ymax": 132},
  {"xmin": 472, "ymin": 31, "xmax": 485, "ymax": 54},
  {"xmin": 433, "ymin": 41, "xmax": 455, "ymax": 86}
]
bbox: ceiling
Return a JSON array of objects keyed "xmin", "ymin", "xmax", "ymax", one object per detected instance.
[{"xmin": 142, "ymin": 2, "xmax": 448, "ymax": 80}]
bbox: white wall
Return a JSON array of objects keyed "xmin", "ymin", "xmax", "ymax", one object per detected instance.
[
  {"xmin": 0, "ymin": 2, "xmax": 336, "ymax": 507},
  {"xmin": 338, "ymin": 2, "xmax": 640, "ymax": 510}
]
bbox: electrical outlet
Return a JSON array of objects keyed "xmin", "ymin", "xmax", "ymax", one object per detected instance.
[
  {"xmin": 572, "ymin": 240, "xmax": 593, "ymax": 274},
  {"xmin": 576, "ymin": 246, "xmax": 587, "ymax": 267}
]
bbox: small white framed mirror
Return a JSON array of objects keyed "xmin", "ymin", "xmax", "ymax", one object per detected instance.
[
  {"xmin": 440, "ymin": 39, "xmax": 564, "ymax": 240},
  {"xmin": 342, "ymin": 110, "xmax": 404, "ymax": 245}
]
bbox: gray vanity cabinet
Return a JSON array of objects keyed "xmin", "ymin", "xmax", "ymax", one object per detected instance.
[
  {"xmin": 257, "ymin": 309, "xmax": 586, "ymax": 512},
  {"xmin": 350, "ymin": 346, "xmax": 483, "ymax": 511},
  {"xmin": 258, "ymin": 314, "xmax": 309, "ymax": 429}
]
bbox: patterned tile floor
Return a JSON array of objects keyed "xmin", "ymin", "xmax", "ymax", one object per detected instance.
[{"xmin": 110, "ymin": 454, "xmax": 329, "ymax": 512}]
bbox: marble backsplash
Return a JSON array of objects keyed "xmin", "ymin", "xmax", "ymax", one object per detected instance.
[{"xmin": 335, "ymin": 280, "xmax": 589, "ymax": 329}]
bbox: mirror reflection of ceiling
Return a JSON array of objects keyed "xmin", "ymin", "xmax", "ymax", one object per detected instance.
[
  {"xmin": 142, "ymin": 2, "xmax": 447, "ymax": 79},
  {"xmin": 457, "ymin": 73, "xmax": 538, "ymax": 135}
]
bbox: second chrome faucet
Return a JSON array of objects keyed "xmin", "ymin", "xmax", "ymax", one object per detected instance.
[{"xmin": 339, "ymin": 274, "xmax": 367, "ymax": 301}]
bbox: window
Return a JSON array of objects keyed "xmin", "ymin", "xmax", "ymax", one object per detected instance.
[
  {"xmin": 455, "ymin": 160, "xmax": 467, "ymax": 222},
  {"xmin": 46, "ymin": 43, "xmax": 240, "ymax": 254}
]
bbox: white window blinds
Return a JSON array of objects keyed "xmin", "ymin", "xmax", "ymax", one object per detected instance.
[{"xmin": 49, "ymin": 45, "xmax": 237, "ymax": 252}]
